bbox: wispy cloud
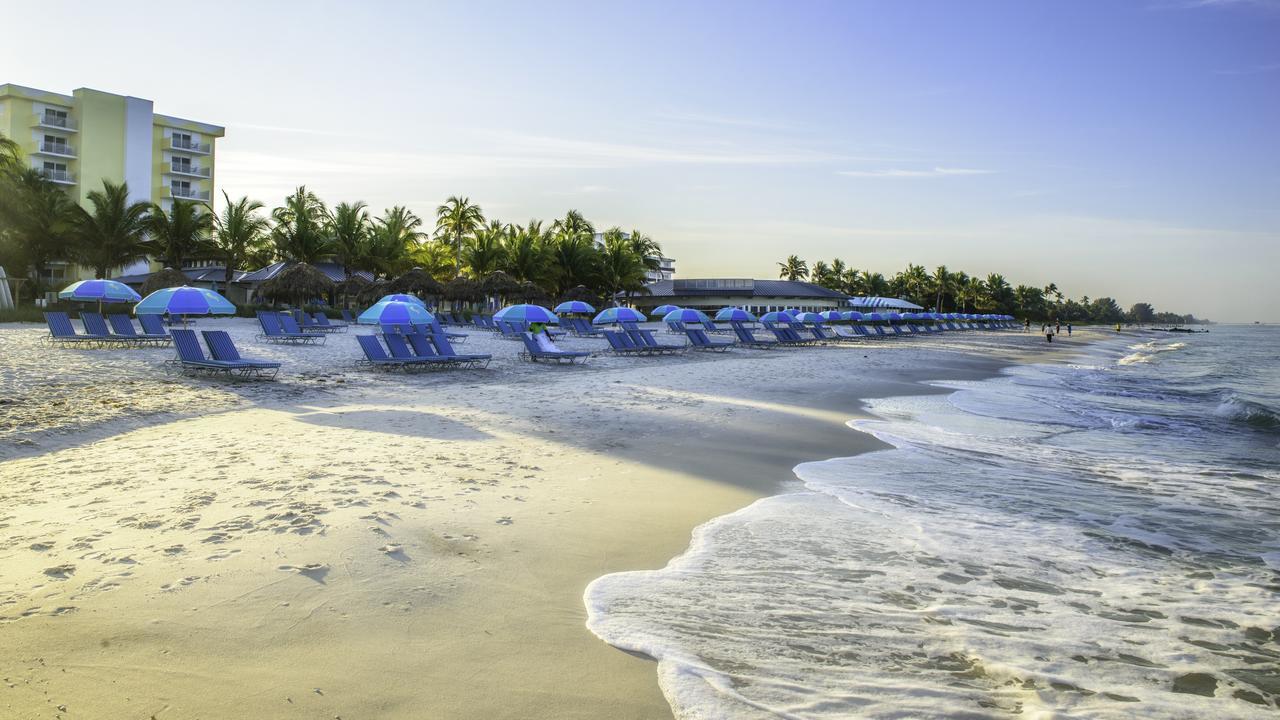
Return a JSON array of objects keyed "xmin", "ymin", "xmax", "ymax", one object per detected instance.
[
  {"xmin": 544, "ymin": 185, "xmax": 612, "ymax": 196},
  {"xmin": 836, "ymin": 167, "xmax": 994, "ymax": 178},
  {"xmin": 225, "ymin": 122, "xmax": 351, "ymax": 137}
]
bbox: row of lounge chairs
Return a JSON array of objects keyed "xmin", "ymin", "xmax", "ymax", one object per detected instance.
[
  {"xmin": 170, "ymin": 329, "xmax": 281, "ymax": 380},
  {"xmin": 356, "ymin": 331, "xmax": 491, "ymax": 371},
  {"xmin": 43, "ymin": 311, "xmax": 171, "ymax": 348}
]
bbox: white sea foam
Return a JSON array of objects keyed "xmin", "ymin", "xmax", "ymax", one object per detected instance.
[{"xmin": 586, "ymin": 334, "xmax": 1280, "ymax": 718}]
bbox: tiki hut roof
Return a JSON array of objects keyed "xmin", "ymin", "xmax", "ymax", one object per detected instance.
[
  {"xmin": 480, "ymin": 270, "xmax": 521, "ymax": 297},
  {"xmin": 443, "ymin": 276, "xmax": 482, "ymax": 302},
  {"xmin": 141, "ymin": 267, "xmax": 193, "ymax": 296},
  {"xmin": 515, "ymin": 280, "xmax": 551, "ymax": 304},
  {"xmin": 559, "ymin": 285, "xmax": 602, "ymax": 306},
  {"xmin": 387, "ymin": 267, "xmax": 444, "ymax": 297},
  {"xmin": 258, "ymin": 262, "xmax": 336, "ymax": 302}
]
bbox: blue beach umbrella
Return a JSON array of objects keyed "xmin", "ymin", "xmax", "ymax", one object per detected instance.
[
  {"xmin": 760, "ymin": 311, "xmax": 796, "ymax": 324},
  {"xmin": 494, "ymin": 304, "xmax": 560, "ymax": 325},
  {"xmin": 865, "ymin": 312, "xmax": 886, "ymax": 322},
  {"xmin": 651, "ymin": 304, "xmax": 681, "ymax": 317},
  {"xmin": 554, "ymin": 300, "xmax": 595, "ymax": 315},
  {"xmin": 887, "ymin": 313, "xmax": 904, "ymax": 323},
  {"xmin": 663, "ymin": 308, "xmax": 712, "ymax": 324},
  {"xmin": 377, "ymin": 293, "xmax": 427, "ymax": 307},
  {"xmin": 135, "ymin": 286, "xmax": 235, "ymax": 320},
  {"xmin": 793, "ymin": 312, "xmax": 825, "ymax": 323},
  {"xmin": 593, "ymin": 307, "xmax": 646, "ymax": 325},
  {"xmin": 819, "ymin": 310, "xmax": 843, "ymax": 322},
  {"xmin": 715, "ymin": 307, "xmax": 757, "ymax": 322},
  {"xmin": 843, "ymin": 311, "xmax": 864, "ymax": 321},
  {"xmin": 59, "ymin": 279, "xmax": 142, "ymax": 305},
  {"xmin": 358, "ymin": 299, "xmax": 436, "ymax": 325}
]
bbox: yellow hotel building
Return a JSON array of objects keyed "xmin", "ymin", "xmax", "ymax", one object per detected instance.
[{"xmin": 0, "ymin": 83, "xmax": 223, "ymax": 282}]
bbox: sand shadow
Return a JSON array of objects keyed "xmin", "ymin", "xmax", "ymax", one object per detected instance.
[{"xmin": 288, "ymin": 408, "xmax": 492, "ymax": 441}]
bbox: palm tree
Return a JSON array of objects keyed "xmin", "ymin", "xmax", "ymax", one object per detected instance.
[
  {"xmin": 550, "ymin": 209, "xmax": 595, "ymax": 240},
  {"xmin": 329, "ymin": 201, "xmax": 371, "ymax": 279},
  {"xmin": 271, "ymin": 186, "xmax": 331, "ymax": 263},
  {"xmin": 986, "ymin": 273, "xmax": 1012, "ymax": 312},
  {"xmin": 626, "ymin": 229, "xmax": 662, "ymax": 277},
  {"xmin": 964, "ymin": 276, "xmax": 987, "ymax": 311},
  {"xmin": 932, "ymin": 265, "xmax": 949, "ymax": 312},
  {"xmin": 367, "ymin": 206, "xmax": 423, "ymax": 278},
  {"xmin": 598, "ymin": 227, "xmax": 649, "ymax": 301},
  {"xmin": 1013, "ymin": 285, "xmax": 1043, "ymax": 319},
  {"xmin": 777, "ymin": 255, "xmax": 808, "ymax": 281},
  {"xmin": 435, "ymin": 195, "xmax": 485, "ymax": 276},
  {"xmin": 146, "ymin": 200, "xmax": 213, "ymax": 270},
  {"xmin": 859, "ymin": 270, "xmax": 889, "ymax": 296},
  {"xmin": 71, "ymin": 180, "xmax": 152, "ymax": 278},
  {"xmin": 463, "ymin": 220, "xmax": 508, "ymax": 278},
  {"xmin": 406, "ymin": 239, "xmax": 455, "ymax": 279},
  {"xmin": 503, "ymin": 220, "xmax": 551, "ymax": 284},
  {"xmin": 0, "ymin": 131, "xmax": 21, "ymax": 174},
  {"xmin": 210, "ymin": 192, "xmax": 271, "ymax": 284},
  {"xmin": 810, "ymin": 260, "xmax": 832, "ymax": 288},
  {"xmin": 549, "ymin": 230, "xmax": 599, "ymax": 296},
  {"xmin": 0, "ymin": 169, "xmax": 75, "ymax": 293}
]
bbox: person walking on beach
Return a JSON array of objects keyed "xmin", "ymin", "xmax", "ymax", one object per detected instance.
[
  {"xmin": 1045, "ymin": 324, "xmax": 1055, "ymax": 343},
  {"xmin": 1055, "ymin": 320, "xmax": 1061, "ymax": 335},
  {"xmin": 1024, "ymin": 318, "xmax": 1031, "ymax": 332},
  {"xmin": 1067, "ymin": 323, "xmax": 1073, "ymax": 336}
]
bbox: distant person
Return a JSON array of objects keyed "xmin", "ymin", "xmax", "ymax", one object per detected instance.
[
  {"xmin": 1067, "ymin": 323, "xmax": 1073, "ymax": 336},
  {"xmin": 1045, "ymin": 325, "xmax": 1054, "ymax": 343},
  {"xmin": 1055, "ymin": 321, "xmax": 1061, "ymax": 334},
  {"xmin": 528, "ymin": 322, "xmax": 558, "ymax": 353},
  {"xmin": 1115, "ymin": 323, "xmax": 1122, "ymax": 332},
  {"xmin": 1024, "ymin": 318, "xmax": 1031, "ymax": 332}
]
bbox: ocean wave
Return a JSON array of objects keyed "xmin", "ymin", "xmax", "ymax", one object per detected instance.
[{"xmin": 1214, "ymin": 395, "xmax": 1280, "ymax": 432}]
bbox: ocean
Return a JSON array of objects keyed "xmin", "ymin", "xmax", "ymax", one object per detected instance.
[{"xmin": 586, "ymin": 327, "xmax": 1280, "ymax": 719}]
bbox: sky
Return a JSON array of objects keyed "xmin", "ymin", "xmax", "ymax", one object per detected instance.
[{"xmin": 3, "ymin": 0, "xmax": 1278, "ymax": 321}]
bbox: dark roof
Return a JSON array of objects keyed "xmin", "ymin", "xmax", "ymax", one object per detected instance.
[
  {"xmin": 238, "ymin": 261, "xmax": 373, "ymax": 284},
  {"xmin": 638, "ymin": 279, "xmax": 848, "ymax": 300},
  {"xmin": 113, "ymin": 266, "xmax": 247, "ymax": 285}
]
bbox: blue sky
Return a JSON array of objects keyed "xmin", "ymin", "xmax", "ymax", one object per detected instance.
[{"xmin": 4, "ymin": 0, "xmax": 1277, "ymax": 320}]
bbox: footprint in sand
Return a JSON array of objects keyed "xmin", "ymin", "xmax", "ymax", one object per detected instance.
[
  {"xmin": 278, "ymin": 563, "xmax": 330, "ymax": 582},
  {"xmin": 43, "ymin": 564, "xmax": 76, "ymax": 579},
  {"xmin": 495, "ymin": 517, "xmax": 513, "ymax": 525},
  {"xmin": 29, "ymin": 542, "xmax": 54, "ymax": 552}
]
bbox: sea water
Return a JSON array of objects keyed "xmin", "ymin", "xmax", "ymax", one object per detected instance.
[{"xmin": 586, "ymin": 327, "xmax": 1280, "ymax": 719}]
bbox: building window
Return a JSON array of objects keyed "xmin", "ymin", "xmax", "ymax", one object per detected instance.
[
  {"xmin": 43, "ymin": 134, "xmax": 69, "ymax": 152},
  {"xmin": 43, "ymin": 108, "xmax": 69, "ymax": 127},
  {"xmin": 42, "ymin": 161, "xmax": 67, "ymax": 173},
  {"xmin": 172, "ymin": 156, "xmax": 192, "ymax": 172}
]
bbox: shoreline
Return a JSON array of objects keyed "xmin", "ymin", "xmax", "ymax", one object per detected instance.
[{"xmin": 0, "ymin": 323, "xmax": 1108, "ymax": 718}]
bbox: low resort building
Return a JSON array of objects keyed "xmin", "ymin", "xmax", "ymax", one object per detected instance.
[{"xmin": 634, "ymin": 278, "xmax": 849, "ymax": 315}]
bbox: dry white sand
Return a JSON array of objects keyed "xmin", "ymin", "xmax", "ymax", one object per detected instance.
[{"xmin": 0, "ymin": 318, "xmax": 1106, "ymax": 718}]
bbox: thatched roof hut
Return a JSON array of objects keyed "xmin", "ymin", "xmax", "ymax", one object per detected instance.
[
  {"xmin": 480, "ymin": 271, "xmax": 521, "ymax": 298},
  {"xmin": 443, "ymin": 276, "xmax": 482, "ymax": 303},
  {"xmin": 387, "ymin": 267, "xmax": 443, "ymax": 297},
  {"xmin": 515, "ymin": 280, "xmax": 551, "ymax": 304},
  {"xmin": 559, "ymin": 285, "xmax": 603, "ymax": 308},
  {"xmin": 259, "ymin": 262, "xmax": 335, "ymax": 305},
  {"xmin": 141, "ymin": 267, "xmax": 191, "ymax": 296}
]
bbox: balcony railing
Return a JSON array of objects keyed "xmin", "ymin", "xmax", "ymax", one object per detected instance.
[
  {"xmin": 38, "ymin": 169, "xmax": 75, "ymax": 184},
  {"xmin": 37, "ymin": 141, "xmax": 75, "ymax": 156},
  {"xmin": 169, "ymin": 162, "xmax": 211, "ymax": 177},
  {"xmin": 34, "ymin": 113, "xmax": 76, "ymax": 130},
  {"xmin": 170, "ymin": 137, "xmax": 211, "ymax": 154},
  {"xmin": 169, "ymin": 186, "xmax": 211, "ymax": 201}
]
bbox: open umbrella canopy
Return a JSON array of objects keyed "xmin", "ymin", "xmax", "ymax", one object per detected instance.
[
  {"xmin": 494, "ymin": 304, "xmax": 559, "ymax": 325},
  {"xmin": 135, "ymin": 286, "xmax": 236, "ymax": 316},
  {"xmin": 358, "ymin": 299, "xmax": 435, "ymax": 325},
  {"xmin": 819, "ymin": 310, "xmax": 843, "ymax": 322},
  {"xmin": 760, "ymin": 311, "xmax": 796, "ymax": 323},
  {"xmin": 593, "ymin": 307, "xmax": 645, "ymax": 325},
  {"xmin": 843, "ymin": 311, "xmax": 864, "ymax": 321},
  {"xmin": 554, "ymin": 300, "xmax": 596, "ymax": 314},
  {"xmin": 865, "ymin": 312, "xmax": 886, "ymax": 322},
  {"xmin": 378, "ymin": 293, "xmax": 427, "ymax": 307},
  {"xmin": 59, "ymin": 279, "xmax": 141, "ymax": 304},
  {"xmin": 651, "ymin": 304, "xmax": 681, "ymax": 317},
  {"xmin": 663, "ymin": 308, "xmax": 711, "ymax": 324},
  {"xmin": 793, "ymin": 312, "xmax": 824, "ymax": 323},
  {"xmin": 715, "ymin": 307, "xmax": 757, "ymax": 322}
]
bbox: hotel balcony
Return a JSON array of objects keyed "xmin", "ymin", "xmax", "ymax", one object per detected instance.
[
  {"xmin": 169, "ymin": 162, "xmax": 211, "ymax": 178},
  {"xmin": 35, "ymin": 141, "xmax": 75, "ymax": 158},
  {"xmin": 33, "ymin": 114, "xmax": 77, "ymax": 131},
  {"xmin": 170, "ymin": 137, "xmax": 211, "ymax": 154},
  {"xmin": 38, "ymin": 168, "xmax": 76, "ymax": 185},
  {"xmin": 168, "ymin": 186, "xmax": 211, "ymax": 201}
]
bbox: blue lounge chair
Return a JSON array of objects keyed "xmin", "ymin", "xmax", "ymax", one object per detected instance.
[
  {"xmin": 519, "ymin": 332, "xmax": 590, "ymax": 364},
  {"xmin": 406, "ymin": 331, "xmax": 491, "ymax": 369},
  {"xmin": 701, "ymin": 319, "xmax": 729, "ymax": 335},
  {"xmin": 416, "ymin": 320, "xmax": 467, "ymax": 344},
  {"xmin": 79, "ymin": 312, "xmax": 135, "ymax": 346},
  {"xmin": 137, "ymin": 314, "xmax": 171, "ymax": 339},
  {"xmin": 811, "ymin": 324, "xmax": 854, "ymax": 343},
  {"xmin": 201, "ymin": 330, "xmax": 281, "ymax": 379},
  {"xmin": 685, "ymin": 328, "xmax": 733, "ymax": 352},
  {"xmin": 769, "ymin": 327, "xmax": 812, "ymax": 347},
  {"xmin": 42, "ymin": 311, "xmax": 105, "ymax": 346},
  {"xmin": 108, "ymin": 313, "xmax": 172, "ymax": 347},
  {"xmin": 340, "ymin": 309, "xmax": 356, "ymax": 323},
  {"xmin": 169, "ymin": 329, "xmax": 268, "ymax": 379},
  {"xmin": 603, "ymin": 330, "xmax": 649, "ymax": 355},
  {"xmin": 258, "ymin": 311, "xmax": 326, "ymax": 345},
  {"xmin": 383, "ymin": 332, "xmax": 456, "ymax": 369},
  {"xmin": 568, "ymin": 317, "xmax": 603, "ymax": 337},
  {"xmin": 309, "ymin": 312, "xmax": 348, "ymax": 333},
  {"xmin": 355, "ymin": 334, "xmax": 413, "ymax": 371},
  {"xmin": 666, "ymin": 320, "xmax": 688, "ymax": 335},
  {"xmin": 730, "ymin": 322, "xmax": 778, "ymax": 348},
  {"xmin": 629, "ymin": 328, "xmax": 685, "ymax": 355}
]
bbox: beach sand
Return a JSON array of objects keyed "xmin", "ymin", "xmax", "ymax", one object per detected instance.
[{"xmin": 0, "ymin": 319, "xmax": 1103, "ymax": 718}]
